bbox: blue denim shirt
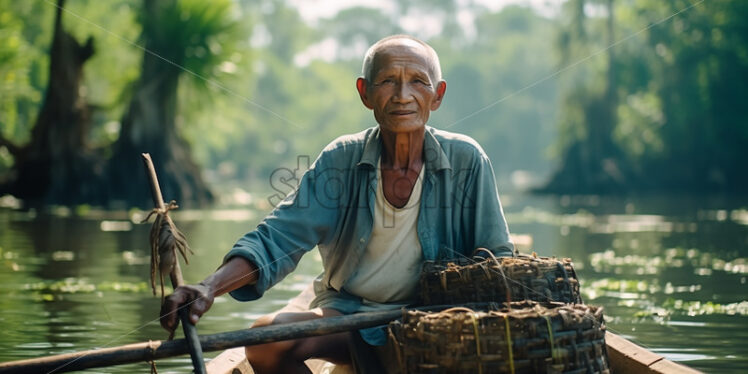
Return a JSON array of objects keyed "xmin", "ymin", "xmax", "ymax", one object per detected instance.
[{"xmin": 225, "ymin": 126, "xmax": 513, "ymax": 341}]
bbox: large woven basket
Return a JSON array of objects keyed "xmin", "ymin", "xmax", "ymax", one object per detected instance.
[
  {"xmin": 419, "ymin": 251, "xmax": 582, "ymax": 306},
  {"xmin": 388, "ymin": 301, "xmax": 609, "ymax": 374}
]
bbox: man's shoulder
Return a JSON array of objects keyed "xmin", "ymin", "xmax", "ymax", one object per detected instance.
[
  {"xmin": 428, "ymin": 127, "xmax": 488, "ymax": 159},
  {"xmin": 312, "ymin": 127, "xmax": 376, "ymax": 169},
  {"xmin": 322, "ymin": 127, "xmax": 374, "ymax": 153}
]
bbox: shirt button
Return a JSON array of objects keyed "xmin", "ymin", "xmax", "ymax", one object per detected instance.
[{"xmin": 359, "ymin": 238, "xmax": 365, "ymax": 243}]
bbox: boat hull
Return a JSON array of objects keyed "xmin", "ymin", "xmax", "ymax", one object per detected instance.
[
  {"xmin": 207, "ymin": 286, "xmax": 701, "ymax": 374},
  {"xmin": 208, "ymin": 333, "xmax": 701, "ymax": 374}
]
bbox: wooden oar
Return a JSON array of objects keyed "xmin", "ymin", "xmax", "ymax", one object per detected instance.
[
  {"xmin": 0, "ymin": 308, "xmax": 405, "ymax": 373},
  {"xmin": 141, "ymin": 153, "xmax": 206, "ymax": 374}
]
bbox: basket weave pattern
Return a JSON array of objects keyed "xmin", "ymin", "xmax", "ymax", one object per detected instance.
[
  {"xmin": 419, "ymin": 254, "xmax": 582, "ymax": 306},
  {"xmin": 389, "ymin": 301, "xmax": 609, "ymax": 374}
]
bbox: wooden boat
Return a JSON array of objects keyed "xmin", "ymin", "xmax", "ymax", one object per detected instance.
[{"xmin": 205, "ymin": 285, "xmax": 702, "ymax": 374}]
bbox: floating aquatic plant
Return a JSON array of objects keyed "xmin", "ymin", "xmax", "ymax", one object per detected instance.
[
  {"xmin": 660, "ymin": 299, "xmax": 748, "ymax": 317},
  {"xmin": 24, "ymin": 278, "xmax": 150, "ymax": 297},
  {"xmin": 628, "ymin": 299, "xmax": 748, "ymax": 318},
  {"xmin": 584, "ymin": 278, "xmax": 657, "ymax": 295},
  {"xmin": 505, "ymin": 207, "xmax": 595, "ymax": 227},
  {"xmin": 588, "ymin": 248, "xmax": 747, "ymax": 275}
]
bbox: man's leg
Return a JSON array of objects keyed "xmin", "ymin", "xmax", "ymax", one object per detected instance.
[{"xmin": 245, "ymin": 308, "xmax": 352, "ymax": 374}]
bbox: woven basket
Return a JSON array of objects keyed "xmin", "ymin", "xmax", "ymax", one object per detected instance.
[
  {"xmin": 419, "ymin": 251, "xmax": 582, "ymax": 306},
  {"xmin": 388, "ymin": 301, "xmax": 609, "ymax": 374}
]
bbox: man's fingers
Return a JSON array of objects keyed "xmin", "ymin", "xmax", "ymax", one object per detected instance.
[
  {"xmin": 160, "ymin": 300, "xmax": 179, "ymax": 331},
  {"xmin": 188, "ymin": 296, "xmax": 210, "ymax": 325},
  {"xmin": 168, "ymin": 289, "xmax": 188, "ymax": 305},
  {"xmin": 159, "ymin": 285, "xmax": 213, "ymax": 330},
  {"xmin": 188, "ymin": 298, "xmax": 202, "ymax": 325},
  {"xmin": 160, "ymin": 309, "xmax": 177, "ymax": 331},
  {"xmin": 160, "ymin": 290, "xmax": 188, "ymax": 331}
]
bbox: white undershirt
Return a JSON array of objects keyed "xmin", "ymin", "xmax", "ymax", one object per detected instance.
[{"xmin": 343, "ymin": 159, "xmax": 425, "ymax": 304}]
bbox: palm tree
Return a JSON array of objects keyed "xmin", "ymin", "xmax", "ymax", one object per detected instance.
[{"xmin": 108, "ymin": 0, "xmax": 237, "ymax": 207}]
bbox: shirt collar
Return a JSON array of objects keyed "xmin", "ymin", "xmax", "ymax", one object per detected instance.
[
  {"xmin": 357, "ymin": 127, "xmax": 381, "ymax": 168},
  {"xmin": 356, "ymin": 126, "xmax": 452, "ymax": 172}
]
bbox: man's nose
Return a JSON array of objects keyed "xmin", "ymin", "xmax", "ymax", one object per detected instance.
[{"xmin": 392, "ymin": 82, "xmax": 414, "ymax": 102}]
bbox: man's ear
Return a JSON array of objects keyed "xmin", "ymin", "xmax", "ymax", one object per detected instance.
[
  {"xmin": 430, "ymin": 80, "xmax": 447, "ymax": 111},
  {"xmin": 356, "ymin": 77, "xmax": 374, "ymax": 110}
]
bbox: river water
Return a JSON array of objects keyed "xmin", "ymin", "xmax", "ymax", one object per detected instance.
[{"xmin": 0, "ymin": 193, "xmax": 746, "ymax": 373}]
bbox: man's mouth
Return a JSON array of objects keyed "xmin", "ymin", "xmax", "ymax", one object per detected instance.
[{"xmin": 390, "ymin": 110, "xmax": 415, "ymax": 116}]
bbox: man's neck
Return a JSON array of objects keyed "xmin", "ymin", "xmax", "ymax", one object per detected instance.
[{"xmin": 380, "ymin": 127, "xmax": 425, "ymax": 171}]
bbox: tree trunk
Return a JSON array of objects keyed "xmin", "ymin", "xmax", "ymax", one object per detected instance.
[
  {"xmin": 106, "ymin": 0, "xmax": 213, "ymax": 208},
  {"xmin": 0, "ymin": 0, "xmax": 103, "ymax": 206},
  {"xmin": 541, "ymin": 0, "xmax": 629, "ymax": 194}
]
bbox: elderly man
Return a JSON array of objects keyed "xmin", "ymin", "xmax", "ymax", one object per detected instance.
[{"xmin": 161, "ymin": 35, "xmax": 513, "ymax": 373}]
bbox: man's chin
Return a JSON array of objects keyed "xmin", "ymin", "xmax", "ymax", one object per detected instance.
[{"xmin": 379, "ymin": 121, "xmax": 426, "ymax": 133}]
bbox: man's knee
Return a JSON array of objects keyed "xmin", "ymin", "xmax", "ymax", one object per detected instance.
[
  {"xmin": 251, "ymin": 309, "xmax": 327, "ymax": 328},
  {"xmin": 245, "ymin": 312, "xmax": 294, "ymax": 360},
  {"xmin": 245, "ymin": 342, "xmax": 292, "ymax": 374},
  {"xmin": 245, "ymin": 309, "xmax": 350, "ymax": 371},
  {"xmin": 249, "ymin": 312, "xmax": 277, "ymax": 328},
  {"xmin": 245, "ymin": 311, "xmax": 316, "ymax": 371}
]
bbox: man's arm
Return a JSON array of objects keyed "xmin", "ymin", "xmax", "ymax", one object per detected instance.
[
  {"xmin": 464, "ymin": 151, "xmax": 514, "ymax": 257},
  {"xmin": 160, "ymin": 256, "xmax": 258, "ymax": 333},
  {"xmin": 160, "ymin": 146, "xmax": 344, "ymax": 333},
  {"xmin": 222, "ymin": 147, "xmax": 346, "ymax": 302}
]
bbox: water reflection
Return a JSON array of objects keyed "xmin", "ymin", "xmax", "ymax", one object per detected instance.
[{"xmin": 0, "ymin": 193, "xmax": 746, "ymax": 373}]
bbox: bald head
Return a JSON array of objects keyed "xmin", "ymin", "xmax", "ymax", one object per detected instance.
[{"xmin": 362, "ymin": 35, "xmax": 442, "ymax": 83}]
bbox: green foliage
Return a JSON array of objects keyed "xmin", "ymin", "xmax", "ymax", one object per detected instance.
[
  {"xmin": 0, "ymin": 1, "xmax": 47, "ymax": 145},
  {"xmin": 552, "ymin": 0, "xmax": 748, "ymax": 192},
  {"xmin": 174, "ymin": 0, "xmax": 251, "ymax": 164},
  {"xmin": 3, "ymin": 0, "xmax": 745, "ymax": 199},
  {"xmin": 321, "ymin": 7, "xmax": 401, "ymax": 48},
  {"xmin": 0, "ymin": 0, "xmax": 563, "ymax": 196},
  {"xmin": 0, "ymin": 0, "xmax": 141, "ymax": 150},
  {"xmin": 432, "ymin": 5, "xmax": 559, "ymax": 176},
  {"xmin": 144, "ymin": 0, "xmax": 239, "ymax": 83},
  {"xmin": 64, "ymin": 0, "xmax": 141, "ymax": 146}
]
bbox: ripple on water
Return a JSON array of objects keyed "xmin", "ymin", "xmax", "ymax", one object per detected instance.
[
  {"xmin": 651, "ymin": 350, "xmax": 714, "ymax": 362},
  {"xmin": 229, "ymin": 312, "xmax": 267, "ymax": 321},
  {"xmin": 15, "ymin": 342, "xmax": 54, "ymax": 349},
  {"xmin": 59, "ymin": 324, "xmax": 98, "ymax": 331},
  {"xmin": 664, "ymin": 320, "xmax": 708, "ymax": 327}
]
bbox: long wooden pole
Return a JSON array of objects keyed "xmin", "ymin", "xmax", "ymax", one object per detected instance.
[
  {"xmin": 0, "ymin": 308, "xmax": 405, "ymax": 373},
  {"xmin": 141, "ymin": 153, "xmax": 206, "ymax": 374}
]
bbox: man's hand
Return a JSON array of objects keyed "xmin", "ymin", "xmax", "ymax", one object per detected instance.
[
  {"xmin": 159, "ymin": 256, "xmax": 259, "ymax": 335},
  {"xmin": 160, "ymin": 283, "xmax": 214, "ymax": 334}
]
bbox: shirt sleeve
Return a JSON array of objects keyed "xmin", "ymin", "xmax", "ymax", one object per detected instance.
[
  {"xmin": 224, "ymin": 150, "xmax": 342, "ymax": 301},
  {"xmin": 462, "ymin": 150, "xmax": 514, "ymax": 257}
]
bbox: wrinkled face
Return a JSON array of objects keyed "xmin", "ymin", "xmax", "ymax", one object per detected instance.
[{"xmin": 357, "ymin": 42, "xmax": 446, "ymax": 133}]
